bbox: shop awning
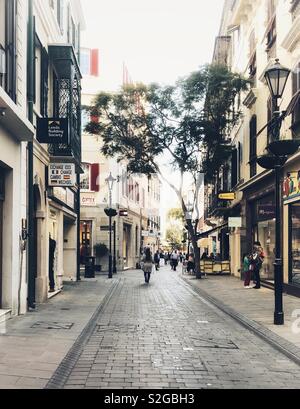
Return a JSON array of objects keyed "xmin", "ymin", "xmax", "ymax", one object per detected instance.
[{"xmin": 197, "ymin": 222, "xmax": 229, "ymax": 239}]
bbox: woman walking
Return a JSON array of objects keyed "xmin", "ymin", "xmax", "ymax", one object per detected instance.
[{"xmin": 142, "ymin": 248, "xmax": 154, "ymax": 284}]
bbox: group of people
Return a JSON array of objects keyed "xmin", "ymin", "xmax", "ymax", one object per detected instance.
[
  {"xmin": 201, "ymin": 252, "xmax": 221, "ymax": 261},
  {"xmin": 243, "ymin": 241, "xmax": 265, "ymax": 289},
  {"xmin": 141, "ymin": 248, "xmax": 193, "ymax": 283}
]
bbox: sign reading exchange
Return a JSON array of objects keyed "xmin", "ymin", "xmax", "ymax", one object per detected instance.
[
  {"xmin": 37, "ymin": 118, "xmax": 69, "ymax": 144},
  {"xmin": 49, "ymin": 163, "xmax": 76, "ymax": 187}
]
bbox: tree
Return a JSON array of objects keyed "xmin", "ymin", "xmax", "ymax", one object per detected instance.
[
  {"xmin": 85, "ymin": 64, "xmax": 248, "ymax": 278},
  {"xmin": 167, "ymin": 208, "xmax": 185, "ymax": 223},
  {"xmin": 166, "ymin": 226, "xmax": 183, "ymax": 249}
]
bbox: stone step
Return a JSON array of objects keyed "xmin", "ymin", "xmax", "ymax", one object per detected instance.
[{"xmin": 0, "ymin": 309, "xmax": 12, "ymax": 324}]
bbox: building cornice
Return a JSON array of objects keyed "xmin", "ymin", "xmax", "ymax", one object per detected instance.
[{"xmin": 281, "ymin": 14, "xmax": 300, "ymax": 52}]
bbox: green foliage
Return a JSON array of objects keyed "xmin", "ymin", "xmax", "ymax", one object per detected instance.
[
  {"xmin": 85, "ymin": 64, "xmax": 249, "ymax": 182},
  {"xmin": 94, "ymin": 243, "xmax": 109, "ymax": 258},
  {"xmin": 167, "ymin": 208, "xmax": 185, "ymax": 223},
  {"xmin": 165, "ymin": 226, "xmax": 183, "ymax": 249}
]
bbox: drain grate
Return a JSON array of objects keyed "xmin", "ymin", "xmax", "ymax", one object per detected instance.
[
  {"xmin": 31, "ymin": 321, "xmax": 74, "ymax": 330},
  {"xmin": 192, "ymin": 337, "xmax": 239, "ymax": 350}
]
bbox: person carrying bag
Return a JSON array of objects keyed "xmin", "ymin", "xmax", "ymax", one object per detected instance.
[{"xmin": 142, "ymin": 247, "xmax": 154, "ymax": 284}]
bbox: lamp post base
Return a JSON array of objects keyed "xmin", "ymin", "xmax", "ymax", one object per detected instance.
[{"xmin": 274, "ymin": 311, "xmax": 284, "ymax": 326}]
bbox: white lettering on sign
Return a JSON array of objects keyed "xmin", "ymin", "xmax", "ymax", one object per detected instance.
[{"xmin": 49, "ymin": 164, "xmax": 76, "ymax": 187}]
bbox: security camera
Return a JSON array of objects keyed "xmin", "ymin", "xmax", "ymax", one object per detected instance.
[{"xmin": 0, "ymin": 108, "xmax": 6, "ymax": 117}]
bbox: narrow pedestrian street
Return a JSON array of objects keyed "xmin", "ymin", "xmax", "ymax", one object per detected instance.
[{"xmin": 44, "ymin": 266, "xmax": 300, "ymax": 390}]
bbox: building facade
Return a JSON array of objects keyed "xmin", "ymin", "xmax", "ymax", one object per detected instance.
[
  {"xmin": 31, "ymin": 0, "xmax": 85, "ymax": 305},
  {"xmin": 0, "ymin": 0, "xmax": 34, "ymax": 316},
  {"xmin": 204, "ymin": 0, "xmax": 300, "ymax": 295},
  {"xmin": 80, "ymin": 49, "xmax": 161, "ymax": 271}
]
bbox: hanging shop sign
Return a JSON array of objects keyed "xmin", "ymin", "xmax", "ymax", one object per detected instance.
[
  {"xmin": 218, "ymin": 192, "xmax": 236, "ymax": 201},
  {"xmin": 228, "ymin": 217, "xmax": 242, "ymax": 228},
  {"xmin": 36, "ymin": 118, "xmax": 69, "ymax": 144},
  {"xmin": 49, "ymin": 163, "xmax": 76, "ymax": 187},
  {"xmin": 283, "ymin": 171, "xmax": 300, "ymax": 202}
]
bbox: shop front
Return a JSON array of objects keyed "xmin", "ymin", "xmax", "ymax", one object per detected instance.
[
  {"xmin": 283, "ymin": 169, "xmax": 300, "ymax": 294},
  {"xmin": 250, "ymin": 194, "xmax": 275, "ymax": 282}
]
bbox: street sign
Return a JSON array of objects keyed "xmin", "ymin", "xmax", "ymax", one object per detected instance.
[
  {"xmin": 228, "ymin": 217, "xmax": 242, "ymax": 228},
  {"xmin": 218, "ymin": 192, "xmax": 235, "ymax": 201},
  {"xmin": 37, "ymin": 118, "xmax": 69, "ymax": 144},
  {"xmin": 48, "ymin": 163, "xmax": 76, "ymax": 187},
  {"xmin": 100, "ymin": 226, "xmax": 110, "ymax": 231},
  {"xmin": 142, "ymin": 231, "xmax": 149, "ymax": 237}
]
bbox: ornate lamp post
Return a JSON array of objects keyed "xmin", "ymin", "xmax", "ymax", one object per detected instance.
[
  {"xmin": 105, "ymin": 173, "xmax": 117, "ymax": 279},
  {"xmin": 257, "ymin": 59, "xmax": 299, "ymax": 325}
]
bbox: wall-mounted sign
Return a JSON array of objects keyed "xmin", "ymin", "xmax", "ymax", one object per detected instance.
[
  {"xmin": 283, "ymin": 171, "xmax": 300, "ymax": 202},
  {"xmin": 257, "ymin": 205, "xmax": 275, "ymax": 220},
  {"xmin": 49, "ymin": 163, "xmax": 76, "ymax": 187},
  {"xmin": 37, "ymin": 118, "xmax": 69, "ymax": 144},
  {"xmin": 142, "ymin": 230, "xmax": 149, "ymax": 237},
  {"xmin": 52, "ymin": 187, "xmax": 75, "ymax": 210},
  {"xmin": 81, "ymin": 193, "xmax": 96, "ymax": 207},
  {"xmin": 228, "ymin": 217, "xmax": 242, "ymax": 228},
  {"xmin": 218, "ymin": 192, "xmax": 236, "ymax": 201}
]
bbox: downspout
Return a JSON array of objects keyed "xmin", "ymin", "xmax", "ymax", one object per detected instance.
[
  {"xmin": 27, "ymin": 0, "xmax": 35, "ymax": 309},
  {"xmin": 76, "ymin": 24, "xmax": 81, "ymax": 282}
]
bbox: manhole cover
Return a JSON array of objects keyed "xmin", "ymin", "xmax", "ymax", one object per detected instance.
[{"xmin": 31, "ymin": 322, "xmax": 74, "ymax": 330}]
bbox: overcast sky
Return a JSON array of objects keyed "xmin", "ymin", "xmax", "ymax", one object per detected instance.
[{"xmin": 81, "ymin": 0, "xmax": 224, "ymax": 90}]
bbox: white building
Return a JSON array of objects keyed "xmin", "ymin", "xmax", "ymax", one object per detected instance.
[
  {"xmin": 0, "ymin": 0, "xmax": 34, "ymax": 318},
  {"xmin": 80, "ymin": 47, "xmax": 161, "ymax": 271}
]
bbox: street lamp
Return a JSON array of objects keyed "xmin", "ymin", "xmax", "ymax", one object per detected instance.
[
  {"xmin": 105, "ymin": 172, "xmax": 117, "ymax": 279},
  {"xmin": 257, "ymin": 59, "xmax": 300, "ymax": 325}
]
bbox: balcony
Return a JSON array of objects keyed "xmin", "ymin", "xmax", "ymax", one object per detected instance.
[{"xmin": 47, "ymin": 45, "xmax": 82, "ymax": 170}]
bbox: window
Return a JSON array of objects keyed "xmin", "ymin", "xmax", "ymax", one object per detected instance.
[
  {"xmin": 0, "ymin": 0, "xmax": 17, "ymax": 102},
  {"xmin": 35, "ymin": 36, "xmax": 49, "ymax": 117},
  {"xmin": 249, "ymin": 115, "xmax": 257, "ymax": 178},
  {"xmin": 290, "ymin": 202, "xmax": 300, "ymax": 286},
  {"xmin": 57, "ymin": 0, "xmax": 64, "ymax": 32},
  {"xmin": 81, "ymin": 110, "xmax": 90, "ymax": 133},
  {"xmin": 80, "ymin": 49, "xmax": 90, "ymax": 76},
  {"xmin": 80, "ymin": 48, "xmax": 99, "ymax": 77},
  {"xmin": 80, "ymin": 164, "xmax": 90, "ymax": 191},
  {"xmin": 265, "ymin": 0, "xmax": 276, "ymax": 57},
  {"xmin": 290, "ymin": 0, "xmax": 300, "ymax": 21},
  {"xmin": 80, "ymin": 164, "xmax": 100, "ymax": 192}
]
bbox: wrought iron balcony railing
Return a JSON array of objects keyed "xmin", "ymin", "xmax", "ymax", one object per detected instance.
[{"xmin": 47, "ymin": 45, "xmax": 82, "ymax": 169}]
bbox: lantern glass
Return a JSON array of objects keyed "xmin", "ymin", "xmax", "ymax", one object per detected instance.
[
  {"xmin": 264, "ymin": 59, "xmax": 290, "ymax": 100},
  {"xmin": 106, "ymin": 172, "xmax": 116, "ymax": 191}
]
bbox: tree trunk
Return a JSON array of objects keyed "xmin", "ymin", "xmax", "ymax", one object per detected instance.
[{"xmin": 186, "ymin": 219, "xmax": 201, "ymax": 279}]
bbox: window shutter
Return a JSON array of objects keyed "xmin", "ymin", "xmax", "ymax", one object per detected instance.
[
  {"xmin": 91, "ymin": 164, "xmax": 100, "ymax": 192},
  {"xmin": 90, "ymin": 49, "xmax": 99, "ymax": 76}
]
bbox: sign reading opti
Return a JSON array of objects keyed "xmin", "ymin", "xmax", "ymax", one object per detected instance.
[
  {"xmin": 218, "ymin": 192, "xmax": 236, "ymax": 201},
  {"xmin": 49, "ymin": 163, "xmax": 76, "ymax": 187},
  {"xmin": 37, "ymin": 118, "xmax": 69, "ymax": 144}
]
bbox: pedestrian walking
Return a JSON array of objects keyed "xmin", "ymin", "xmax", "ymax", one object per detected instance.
[
  {"xmin": 171, "ymin": 250, "xmax": 179, "ymax": 271},
  {"xmin": 154, "ymin": 250, "xmax": 160, "ymax": 271},
  {"xmin": 187, "ymin": 253, "xmax": 195, "ymax": 274},
  {"xmin": 142, "ymin": 247, "xmax": 154, "ymax": 284},
  {"xmin": 250, "ymin": 241, "xmax": 265, "ymax": 289},
  {"xmin": 164, "ymin": 252, "xmax": 169, "ymax": 265},
  {"xmin": 243, "ymin": 253, "xmax": 252, "ymax": 288}
]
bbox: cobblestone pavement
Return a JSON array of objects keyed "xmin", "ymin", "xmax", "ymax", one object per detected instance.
[{"xmin": 61, "ymin": 266, "xmax": 300, "ymax": 389}]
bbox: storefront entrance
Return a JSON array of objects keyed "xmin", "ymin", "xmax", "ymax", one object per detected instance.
[
  {"xmin": 123, "ymin": 224, "xmax": 131, "ymax": 268},
  {"xmin": 251, "ymin": 194, "xmax": 275, "ymax": 282},
  {"xmin": 80, "ymin": 221, "xmax": 92, "ymax": 264},
  {"xmin": 289, "ymin": 202, "xmax": 300, "ymax": 286}
]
